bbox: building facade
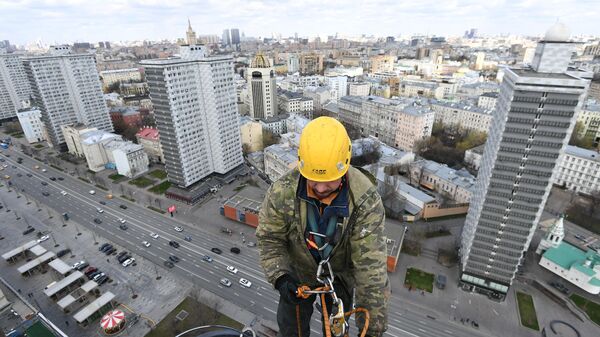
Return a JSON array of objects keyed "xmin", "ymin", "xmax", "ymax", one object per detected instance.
[
  {"xmin": 370, "ymin": 55, "xmax": 395, "ymax": 73},
  {"xmin": 478, "ymin": 92, "xmax": 499, "ymax": 110},
  {"xmin": 459, "ymin": 26, "xmax": 590, "ymax": 300},
  {"xmin": 23, "ymin": 45, "xmax": 113, "ymax": 149},
  {"xmin": 16, "ymin": 108, "xmax": 45, "ymax": 143},
  {"xmin": 576, "ymin": 101, "xmax": 600, "ymax": 145},
  {"xmin": 410, "ymin": 159, "xmax": 476, "ymax": 204},
  {"xmin": 325, "ymin": 75, "xmax": 348, "ymax": 101},
  {"xmin": 348, "ymin": 82, "xmax": 371, "ymax": 97},
  {"xmin": 263, "ymin": 143, "xmax": 297, "ymax": 181},
  {"xmin": 554, "ymin": 145, "xmax": 600, "ymax": 195},
  {"xmin": 99, "ymin": 68, "xmax": 142, "ymax": 90},
  {"xmin": 239, "ymin": 116, "xmax": 263, "ymax": 153},
  {"xmin": 431, "ymin": 100, "xmax": 493, "ymax": 133},
  {"xmin": 135, "ymin": 127, "xmax": 164, "ymax": 163},
  {"xmin": 300, "ymin": 52, "xmax": 323, "ymax": 75},
  {"xmin": 0, "ymin": 52, "xmax": 31, "ymax": 120},
  {"xmin": 61, "ymin": 123, "xmax": 99, "ymax": 157},
  {"xmin": 141, "ymin": 45, "xmax": 243, "ymax": 189},
  {"xmin": 278, "ymin": 90, "xmax": 313, "ymax": 114},
  {"xmin": 247, "ymin": 53, "xmax": 278, "ymax": 119}
]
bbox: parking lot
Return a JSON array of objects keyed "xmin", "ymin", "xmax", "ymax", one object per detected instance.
[{"xmin": 0, "ymin": 183, "xmax": 191, "ymax": 337}]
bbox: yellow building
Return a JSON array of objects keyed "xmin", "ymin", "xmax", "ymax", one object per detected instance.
[
  {"xmin": 370, "ymin": 55, "xmax": 395, "ymax": 73},
  {"xmin": 240, "ymin": 116, "xmax": 263, "ymax": 153}
]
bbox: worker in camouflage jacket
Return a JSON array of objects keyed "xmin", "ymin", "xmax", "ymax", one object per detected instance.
[{"xmin": 257, "ymin": 116, "xmax": 390, "ymax": 337}]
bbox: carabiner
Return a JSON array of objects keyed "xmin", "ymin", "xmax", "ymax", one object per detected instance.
[{"xmin": 329, "ymin": 298, "xmax": 348, "ymax": 337}]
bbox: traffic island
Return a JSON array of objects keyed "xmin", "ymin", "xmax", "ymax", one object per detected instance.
[
  {"xmin": 404, "ymin": 267, "xmax": 434, "ymax": 293},
  {"xmin": 516, "ymin": 291, "xmax": 540, "ymax": 331}
]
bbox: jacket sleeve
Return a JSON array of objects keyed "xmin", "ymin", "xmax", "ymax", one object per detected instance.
[
  {"xmin": 256, "ymin": 183, "xmax": 293, "ymax": 287},
  {"xmin": 350, "ymin": 188, "xmax": 390, "ymax": 337}
]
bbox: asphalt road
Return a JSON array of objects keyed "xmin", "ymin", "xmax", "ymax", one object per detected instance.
[{"xmin": 0, "ymin": 149, "xmax": 490, "ymax": 337}]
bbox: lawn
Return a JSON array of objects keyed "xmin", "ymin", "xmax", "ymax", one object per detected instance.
[
  {"xmin": 78, "ymin": 177, "xmax": 90, "ymax": 183},
  {"xmin": 108, "ymin": 173, "xmax": 125, "ymax": 181},
  {"xmin": 570, "ymin": 294, "xmax": 600, "ymax": 325},
  {"xmin": 516, "ymin": 292, "xmax": 540, "ymax": 331},
  {"xmin": 34, "ymin": 144, "xmax": 44, "ymax": 149},
  {"xmin": 145, "ymin": 297, "xmax": 243, "ymax": 337},
  {"xmin": 404, "ymin": 267, "xmax": 434, "ymax": 293},
  {"xmin": 120, "ymin": 195, "xmax": 136, "ymax": 202},
  {"xmin": 147, "ymin": 206, "xmax": 166, "ymax": 214},
  {"xmin": 148, "ymin": 169, "xmax": 167, "ymax": 180},
  {"xmin": 128, "ymin": 176, "xmax": 154, "ymax": 188},
  {"xmin": 149, "ymin": 181, "xmax": 172, "ymax": 194}
]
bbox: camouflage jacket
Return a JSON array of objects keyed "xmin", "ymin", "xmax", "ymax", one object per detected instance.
[{"xmin": 257, "ymin": 166, "xmax": 390, "ymax": 336}]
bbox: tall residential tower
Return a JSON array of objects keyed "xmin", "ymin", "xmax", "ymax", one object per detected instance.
[
  {"xmin": 247, "ymin": 53, "xmax": 278, "ymax": 120},
  {"xmin": 0, "ymin": 51, "xmax": 31, "ymax": 120},
  {"xmin": 23, "ymin": 45, "xmax": 113, "ymax": 149},
  {"xmin": 141, "ymin": 45, "xmax": 243, "ymax": 202},
  {"xmin": 459, "ymin": 23, "xmax": 590, "ymax": 300}
]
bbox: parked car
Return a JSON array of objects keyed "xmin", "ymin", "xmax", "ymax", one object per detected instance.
[
  {"xmin": 220, "ymin": 278, "xmax": 232, "ymax": 287},
  {"xmin": 22, "ymin": 227, "xmax": 35, "ymax": 235},
  {"xmin": 174, "ymin": 226, "xmax": 183, "ymax": 232},
  {"xmin": 211, "ymin": 248, "xmax": 222, "ymax": 254},
  {"xmin": 37, "ymin": 235, "xmax": 50, "ymax": 243},
  {"xmin": 94, "ymin": 218, "xmax": 102, "ymax": 224},
  {"xmin": 26, "ymin": 173, "xmax": 32, "ymax": 177},
  {"xmin": 239, "ymin": 278, "xmax": 252, "ymax": 288},
  {"xmin": 93, "ymin": 272, "xmax": 106, "ymax": 282},
  {"xmin": 220, "ymin": 227, "xmax": 233, "ymax": 235},
  {"xmin": 75, "ymin": 262, "xmax": 89, "ymax": 271},
  {"xmin": 230, "ymin": 247, "xmax": 241, "ymax": 254},
  {"xmin": 122, "ymin": 258, "xmax": 135, "ymax": 267},
  {"xmin": 105, "ymin": 247, "xmax": 116, "ymax": 255},
  {"xmin": 164, "ymin": 261, "xmax": 174, "ymax": 268},
  {"xmin": 99, "ymin": 243, "xmax": 110, "ymax": 252},
  {"xmin": 169, "ymin": 241, "xmax": 180, "ymax": 248},
  {"xmin": 435, "ymin": 275, "xmax": 447, "ymax": 290},
  {"xmin": 117, "ymin": 254, "xmax": 131, "ymax": 264},
  {"xmin": 150, "ymin": 232, "xmax": 159, "ymax": 239},
  {"xmin": 88, "ymin": 271, "xmax": 102, "ymax": 280},
  {"xmin": 246, "ymin": 242, "xmax": 256, "ymax": 247},
  {"xmin": 96, "ymin": 275, "xmax": 109, "ymax": 285},
  {"xmin": 169, "ymin": 255, "xmax": 180, "ymax": 263},
  {"xmin": 142, "ymin": 241, "xmax": 151, "ymax": 247},
  {"xmin": 41, "ymin": 181, "xmax": 48, "ymax": 186},
  {"xmin": 57, "ymin": 249, "xmax": 71, "ymax": 257},
  {"xmin": 42, "ymin": 192, "xmax": 50, "ymax": 196},
  {"xmin": 202, "ymin": 255, "xmax": 213, "ymax": 263},
  {"xmin": 84, "ymin": 267, "xmax": 97, "ymax": 276},
  {"xmin": 119, "ymin": 204, "xmax": 127, "ymax": 209},
  {"xmin": 71, "ymin": 261, "xmax": 86, "ymax": 270},
  {"xmin": 119, "ymin": 224, "xmax": 128, "ymax": 230},
  {"xmin": 226, "ymin": 266, "xmax": 238, "ymax": 274}
]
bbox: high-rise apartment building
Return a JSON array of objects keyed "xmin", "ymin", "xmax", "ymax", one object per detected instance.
[
  {"xmin": 23, "ymin": 45, "xmax": 113, "ymax": 149},
  {"xmin": 230, "ymin": 28, "xmax": 240, "ymax": 45},
  {"xmin": 299, "ymin": 52, "xmax": 323, "ymax": 75},
  {"xmin": 222, "ymin": 29, "xmax": 231, "ymax": 46},
  {"xmin": 287, "ymin": 54, "xmax": 299, "ymax": 74},
  {"xmin": 0, "ymin": 51, "xmax": 31, "ymax": 120},
  {"xmin": 325, "ymin": 75, "xmax": 348, "ymax": 101},
  {"xmin": 247, "ymin": 53, "xmax": 278, "ymax": 119},
  {"xmin": 459, "ymin": 24, "xmax": 589, "ymax": 300},
  {"xmin": 141, "ymin": 45, "xmax": 243, "ymax": 193}
]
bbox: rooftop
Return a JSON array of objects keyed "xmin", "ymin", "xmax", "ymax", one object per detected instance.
[
  {"xmin": 415, "ymin": 159, "xmax": 476, "ymax": 190},
  {"xmin": 136, "ymin": 127, "xmax": 159, "ymax": 140},
  {"xmin": 564, "ymin": 145, "xmax": 600, "ymax": 162},
  {"xmin": 430, "ymin": 99, "xmax": 492, "ymax": 115},
  {"xmin": 264, "ymin": 143, "xmax": 297, "ymax": 165},
  {"xmin": 81, "ymin": 130, "xmax": 121, "ymax": 145},
  {"xmin": 481, "ymin": 92, "xmax": 499, "ymax": 98},
  {"xmin": 100, "ymin": 68, "xmax": 140, "ymax": 74},
  {"xmin": 543, "ymin": 241, "xmax": 600, "ymax": 285}
]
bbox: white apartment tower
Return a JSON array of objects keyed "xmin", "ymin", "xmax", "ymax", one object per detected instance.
[
  {"xmin": 0, "ymin": 51, "xmax": 31, "ymax": 120},
  {"xmin": 23, "ymin": 45, "xmax": 113, "ymax": 149},
  {"xmin": 247, "ymin": 53, "xmax": 278, "ymax": 120},
  {"xmin": 459, "ymin": 23, "xmax": 590, "ymax": 300},
  {"xmin": 140, "ymin": 45, "xmax": 243, "ymax": 188}
]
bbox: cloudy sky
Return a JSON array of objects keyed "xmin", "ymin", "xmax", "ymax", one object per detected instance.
[{"xmin": 1, "ymin": 0, "xmax": 598, "ymax": 45}]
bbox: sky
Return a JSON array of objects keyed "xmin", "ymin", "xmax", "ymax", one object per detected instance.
[{"xmin": 1, "ymin": 0, "xmax": 599, "ymax": 45}]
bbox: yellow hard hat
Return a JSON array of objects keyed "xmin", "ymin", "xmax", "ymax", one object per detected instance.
[{"xmin": 298, "ymin": 117, "xmax": 351, "ymax": 182}]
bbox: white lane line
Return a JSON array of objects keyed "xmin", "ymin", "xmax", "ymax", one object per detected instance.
[
  {"xmin": 388, "ymin": 325, "xmax": 419, "ymax": 337},
  {"xmin": 418, "ymin": 328, "xmax": 425, "ymax": 332},
  {"xmin": 444, "ymin": 330, "xmax": 453, "ymax": 334},
  {"xmin": 209, "ymin": 270, "xmax": 214, "ymax": 275},
  {"xmin": 263, "ymin": 306, "xmax": 276, "ymax": 314}
]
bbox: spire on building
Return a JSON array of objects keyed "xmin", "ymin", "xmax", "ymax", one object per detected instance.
[
  {"xmin": 186, "ymin": 19, "xmax": 197, "ymax": 45},
  {"xmin": 536, "ymin": 214, "xmax": 566, "ymax": 254}
]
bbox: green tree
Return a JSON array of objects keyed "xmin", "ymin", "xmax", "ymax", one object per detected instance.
[
  {"xmin": 569, "ymin": 121, "xmax": 594, "ymax": 149},
  {"xmin": 105, "ymin": 81, "xmax": 121, "ymax": 94},
  {"xmin": 262, "ymin": 129, "xmax": 280, "ymax": 148}
]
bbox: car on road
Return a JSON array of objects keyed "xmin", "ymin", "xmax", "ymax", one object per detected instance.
[
  {"xmin": 472, "ymin": 321, "xmax": 479, "ymax": 329},
  {"xmin": 42, "ymin": 192, "xmax": 50, "ymax": 196},
  {"xmin": 22, "ymin": 227, "xmax": 35, "ymax": 235},
  {"xmin": 89, "ymin": 190, "xmax": 95, "ymax": 195},
  {"xmin": 164, "ymin": 261, "xmax": 174, "ymax": 268},
  {"xmin": 211, "ymin": 248, "xmax": 222, "ymax": 254},
  {"xmin": 57, "ymin": 177, "xmax": 64, "ymax": 181},
  {"xmin": 574, "ymin": 234, "xmax": 586, "ymax": 241},
  {"xmin": 37, "ymin": 235, "xmax": 50, "ymax": 243},
  {"xmin": 142, "ymin": 241, "xmax": 151, "ymax": 248},
  {"xmin": 246, "ymin": 242, "xmax": 256, "ymax": 247},
  {"xmin": 94, "ymin": 218, "xmax": 102, "ymax": 224},
  {"xmin": 119, "ymin": 204, "xmax": 127, "ymax": 209},
  {"xmin": 184, "ymin": 236, "xmax": 192, "ymax": 242},
  {"xmin": 96, "ymin": 208, "xmax": 104, "ymax": 213},
  {"xmin": 169, "ymin": 241, "xmax": 180, "ymax": 248},
  {"xmin": 49, "ymin": 177, "xmax": 56, "ymax": 181},
  {"xmin": 226, "ymin": 266, "xmax": 238, "ymax": 274},
  {"xmin": 169, "ymin": 255, "xmax": 180, "ymax": 263},
  {"xmin": 150, "ymin": 232, "xmax": 159, "ymax": 239},
  {"xmin": 57, "ymin": 249, "xmax": 71, "ymax": 257},
  {"xmin": 26, "ymin": 173, "xmax": 32, "ymax": 177},
  {"xmin": 41, "ymin": 181, "xmax": 48, "ymax": 186},
  {"xmin": 118, "ymin": 218, "xmax": 126, "ymax": 224},
  {"xmin": 71, "ymin": 261, "xmax": 86, "ymax": 270},
  {"xmin": 60, "ymin": 191, "xmax": 67, "ymax": 196},
  {"xmin": 119, "ymin": 224, "xmax": 128, "ymax": 230},
  {"xmin": 41, "ymin": 169, "xmax": 47, "ymax": 172},
  {"xmin": 239, "ymin": 278, "xmax": 252, "ymax": 288},
  {"xmin": 202, "ymin": 255, "xmax": 213, "ymax": 263},
  {"xmin": 220, "ymin": 278, "xmax": 232, "ymax": 287},
  {"xmin": 230, "ymin": 247, "xmax": 241, "ymax": 254},
  {"xmin": 99, "ymin": 201, "xmax": 106, "ymax": 205},
  {"xmin": 122, "ymin": 258, "xmax": 135, "ymax": 267},
  {"xmin": 174, "ymin": 226, "xmax": 183, "ymax": 232}
]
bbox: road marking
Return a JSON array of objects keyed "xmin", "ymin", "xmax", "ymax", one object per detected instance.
[
  {"xmin": 388, "ymin": 326, "xmax": 419, "ymax": 337},
  {"xmin": 234, "ymin": 292, "xmax": 239, "ymax": 297},
  {"xmin": 444, "ymin": 330, "xmax": 453, "ymax": 334},
  {"xmin": 209, "ymin": 270, "xmax": 214, "ymax": 275},
  {"xmin": 263, "ymin": 306, "xmax": 276, "ymax": 314},
  {"xmin": 418, "ymin": 328, "xmax": 425, "ymax": 332},
  {"xmin": 492, "ymin": 309, "xmax": 499, "ymax": 316}
]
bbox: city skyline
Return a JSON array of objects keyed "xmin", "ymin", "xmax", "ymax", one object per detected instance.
[{"xmin": 1, "ymin": 0, "xmax": 599, "ymax": 46}]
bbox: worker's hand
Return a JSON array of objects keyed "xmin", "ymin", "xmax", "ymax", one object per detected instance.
[{"xmin": 275, "ymin": 274, "xmax": 303, "ymax": 304}]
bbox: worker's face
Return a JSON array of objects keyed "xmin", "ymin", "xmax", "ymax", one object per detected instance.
[{"xmin": 307, "ymin": 178, "xmax": 342, "ymax": 199}]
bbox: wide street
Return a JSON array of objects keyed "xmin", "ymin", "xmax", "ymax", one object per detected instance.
[{"xmin": 0, "ymin": 148, "xmax": 491, "ymax": 337}]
